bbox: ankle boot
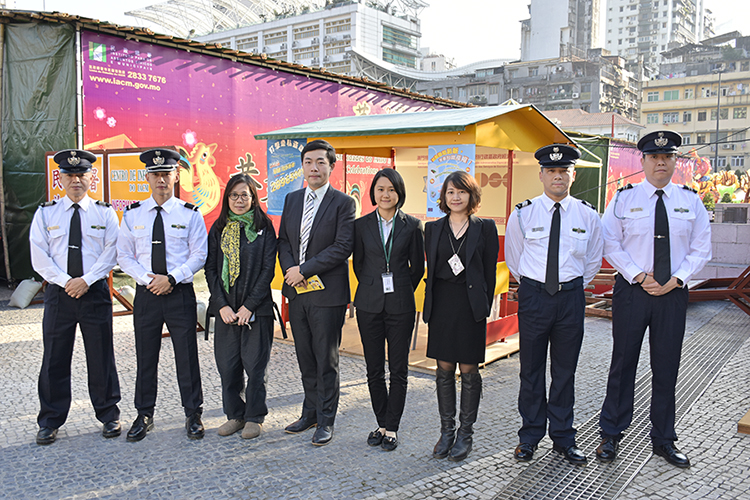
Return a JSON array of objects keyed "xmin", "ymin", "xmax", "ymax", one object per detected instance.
[
  {"xmin": 433, "ymin": 368, "xmax": 456, "ymax": 459},
  {"xmin": 449, "ymin": 372, "xmax": 482, "ymax": 462}
]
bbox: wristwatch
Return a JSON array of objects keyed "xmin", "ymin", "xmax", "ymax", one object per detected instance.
[
  {"xmin": 167, "ymin": 274, "xmax": 177, "ymax": 287},
  {"xmin": 675, "ymin": 277, "xmax": 684, "ymax": 288}
]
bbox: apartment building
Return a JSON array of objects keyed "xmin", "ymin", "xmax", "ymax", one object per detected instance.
[{"xmin": 520, "ymin": 0, "xmax": 602, "ymax": 61}]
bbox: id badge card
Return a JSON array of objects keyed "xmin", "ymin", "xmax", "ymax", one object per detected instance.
[
  {"xmin": 448, "ymin": 254, "xmax": 465, "ymax": 276},
  {"xmin": 382, "ymin": 272, "xmax": 395, "ymax": 293}
]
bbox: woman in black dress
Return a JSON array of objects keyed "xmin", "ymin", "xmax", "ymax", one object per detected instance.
[
  {"xmin": 353, "ymin": 169, "xmax": 424, "ymax": 451},
  {"xmin": 423, "ymin": 171, "xmax": 499, "ymax": 462},
  {"xmin": 205, "ymin": 174, "xmax": 277, "ymax": 440}
]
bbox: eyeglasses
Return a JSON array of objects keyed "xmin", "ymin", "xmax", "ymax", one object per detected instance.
[{"xmin": 229, "ymin": 193, "xmax": 250, "ymax": 201}]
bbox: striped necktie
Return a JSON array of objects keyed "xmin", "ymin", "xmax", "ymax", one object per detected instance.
[{"xmin": 299, "ymin": 191, "xmax": 316, "ymax": 264}]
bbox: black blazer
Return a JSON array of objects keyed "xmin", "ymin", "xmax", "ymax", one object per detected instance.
[
  {"xmin": 423, "ymin": 215, "xmax": 499, "ymax": 323},
  {"xmin": 353, "ymin": 209, "xmax": 425, "ymax": 315},
  {"xmin": 205, "ymin": 220, "xmax": 277, "ymax": 317},
  {"xmin": 277, "ymin": 186, "xmax": 356, "ymax": 307}
]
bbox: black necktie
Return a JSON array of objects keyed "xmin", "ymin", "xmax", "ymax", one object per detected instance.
[
  {"xmin": 545, "ymin": 202, "xmax": 561, "ymax": 296},
  {"xmin": 654, "ymin": 189, "xmax": 671, "ymax": 286},
  {"xmin": 152, "ymin": 206, "xmax": 168, "ymax": 275},
  {"xmin": 67, "ymin": 203, "xmax": 83, "ymax": 278}
]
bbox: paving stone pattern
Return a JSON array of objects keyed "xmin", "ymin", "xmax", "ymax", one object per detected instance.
[{"xmin": 0, "ymin": 289, "xmax": 748, "ymax": 499}]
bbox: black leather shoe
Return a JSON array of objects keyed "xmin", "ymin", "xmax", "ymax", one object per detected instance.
[
  {"xmin": 312, "ymin": 425, "xmax": 334, "ymax": 446},
  {"xmin": 514, "ymin": 443, "xmax": 537, "ymax": 462},
  {"xmin": 127, "ymin": 415, "xmax": 154, "ymax": 442},
  {"xmin": 596, "ymin": 437, "xmax": 619, "ymax": 462},
  {"xmin": 653, "ymin": 443, "xmax": 690, "ymax": 468},
  {"xmin": 285, "ymin": 417, "xmax": 317, "ymax": 434},
  {"xmin": 186, "ymin": 414, "xmax": 204, "ymax": 440},
  {"xmin": 381, "ymin": 434, "xmax": 398, "ymax": 452},
  {"xmin": 102, "ymin": 420, "xmax": 121, "ymax": 438},
  {"xmin": 553, "ymin": 444, "xmax": 588, "ymax": 465},
  {"xmin": 36, "ymin": 427, "xmax": 58, "ymax": 445},
  {"xmin": 367, "ymin": 429, "xmax": 384, "ymax": 446}
]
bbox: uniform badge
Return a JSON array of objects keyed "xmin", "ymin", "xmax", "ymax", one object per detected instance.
[
  {"xmin": 572, "ymin": 228, "xmax": 586, "ymax": 234},
  {"xmin": 549, "ymin": 146, "xmax": 563, "ymax": 162},
  {"xmin": 67, "ymin": 151, "xmax": 80, "ymax": 166},
  {"xmin": 153, "ymin": 151, "xmax": 165, "ymax": 166},
  {"xmin": 630, "ymin": 207, "xmax": 643, "ymax": 213},
  {"xmin": 673, "ymin": 207, "xmax": 690, "ymax": 213},
  {"xmin": 531, "ymin": 227, "xmax": 544, "ymax": 232},
  {"xmin": 90, "ymin": 225, "xmax": 106, "ymax": 230},
  {"xmin": 171, "ymin": 224, "xmax": 186, "ymax": 229},
  {"xmin": 134, "ymin": 225, "xmax": 145, "ymax": 230},
  {"xmin": 654, "ymin": 132, "xmax": 668, "ymax": 147},
  {"xmin": 47, "ymin": 225, "xmax": 59, "ymax": 231}
]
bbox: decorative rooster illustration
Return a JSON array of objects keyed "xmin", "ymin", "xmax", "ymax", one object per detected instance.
[{"xmin": 178, "ymin": 142, "xmax": 222, "ymax": 216}]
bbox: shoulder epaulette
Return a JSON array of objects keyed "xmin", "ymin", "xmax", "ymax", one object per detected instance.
[
  {"xmin": 183, "ymin": 202, "xmax": 199, "ymax": 211},
  {"xmin": 682, "ymin": 184, "xmax": 697, "ymax": 193},
  {"xmin": 39, "ymin": 200, "xmax": 56, "ymax": 208},
  {"xmin": 581, "ymin": 199, "xmax": 596, "ymax": 210},
  {"xmin": 515, "ymin": 199, "xmax": 532, "ymax": 210},
  {"xmin": 617, "ymin": 183, "xmax": 633, "ymax": 192},
  {"xmin": 95, "ymin": 200, "xmax": 112, "ymax": 207},
  {"xmin": 125, "ymin": 201, "xmax": 141, "ymax": 211}
]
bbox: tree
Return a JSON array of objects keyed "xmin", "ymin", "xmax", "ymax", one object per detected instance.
[
  {"xmin": 720, "ymin": 192, "xmax": 733, "ymax": 203},
  {"xmin": 702, "ymin": 193, "xmax": 715, "ymax": 211}
]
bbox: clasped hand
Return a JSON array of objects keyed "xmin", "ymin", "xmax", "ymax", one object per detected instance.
[
  {"xmin": 637, "ymin": 273, "xmax": 679, "ymax": 296},
  {"xmin": 219, "ymin": 305, "xmax": 254, "ymax": 326},
  {"xmin": 147, "ymin": 274, "xmax": 173, "ymax": 295},
  {"xmin": 284, "ymin": 265, "xmax": 307, "ymax": 288},
  {"xmin": 64, "ymin": 277, "xmax": 89, "ymax": 299}
]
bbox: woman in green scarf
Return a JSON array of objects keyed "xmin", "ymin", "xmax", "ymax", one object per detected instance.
[{"xmin": 205, "ymin": 174, "xmax": 277, "ymax": 440}]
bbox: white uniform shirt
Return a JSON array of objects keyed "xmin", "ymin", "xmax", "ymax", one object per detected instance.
[
  {"xmin": 29, "ymin": 194, "xmax": 119, "ymax": 287},
  {"xmin": 602, "ymin": 180, "xmax": 711, "ymax": 284},
  {"xmin": 505, "ymin": 193, "xmax": 604, "ymax": 285},
  {"xmin": 117, "ymin": 195, "xmax": 208, "ymax": 286}
]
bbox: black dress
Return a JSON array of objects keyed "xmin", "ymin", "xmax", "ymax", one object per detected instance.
[{"xmin": 426, "ymin": 225, "xmax": 487, "ymax": 364}]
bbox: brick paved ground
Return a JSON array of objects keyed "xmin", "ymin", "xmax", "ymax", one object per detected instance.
[{"xmin": 0, "ymin": 286, "xmax": 748, "ymax": 499}]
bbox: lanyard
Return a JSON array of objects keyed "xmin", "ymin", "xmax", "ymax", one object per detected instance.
[
  {"xmin": 376, "ymin": 211, "xmax": 395, "ymax": 273},
  {"xmin": 448, "ymin": 218, "xmax": 469, "ymax": 256}
]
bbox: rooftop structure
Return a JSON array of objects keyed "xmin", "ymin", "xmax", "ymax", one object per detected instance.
[{"xmin": 521, "ymin": 0, "xmax": 602, "ymax": 62}]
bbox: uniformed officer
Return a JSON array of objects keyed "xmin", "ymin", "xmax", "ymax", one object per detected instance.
[
  {"xmin": 505, "ymin": 144, "xmax": 603, "ymax": 464},
  {"xmin": 116, "ymin": 148, "xmax": 208, "ymax": 441},
  {"xmin": 596, "ymin": 131, "xmax": 711, "ymax": 468},
  {"xmin": 29, "ymin": 149, "xmax": 121, "ymax": 445}
]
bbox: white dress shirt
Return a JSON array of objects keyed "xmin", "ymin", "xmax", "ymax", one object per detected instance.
[
  {"xmin": 505, "ymin": 193, "xmax": 604, "ymax": 285},
  {"xmin": 602, "ymin": 180, "xmax": 711, "ymax": 284},
  {"xmin": 30, "ymin": 194, "xmax": 119, "ymax": 287},
  {"xmin": 117, "ymin": 195, "xmax": 208, "ymax": 286}
]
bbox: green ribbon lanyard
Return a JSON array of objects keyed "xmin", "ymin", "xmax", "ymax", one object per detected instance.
[{"xmin": 376, "ymin": 211, "xmax": 394, "ymax": 273}]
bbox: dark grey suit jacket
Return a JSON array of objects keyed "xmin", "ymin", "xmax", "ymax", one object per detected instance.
[
  {"xmin": 352, "ymin": 209, "xmax": 424, "ymax": 315},
  {"xmin": 423, "ymin": 215, "xmax": 499, "ymax": 323},
  {"xmin": 277, "ymin": 186, "xmax": 356, "ymax": 307}
]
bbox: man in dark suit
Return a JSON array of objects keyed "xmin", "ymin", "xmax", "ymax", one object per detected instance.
[{"xmin": 278, "ymin": 139, "xmax": 356, "ymax": 446}]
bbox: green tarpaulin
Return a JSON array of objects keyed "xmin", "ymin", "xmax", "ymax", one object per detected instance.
[{"xmin": 2, "ymin": 23, "xmax": 76, "ymax": 280}]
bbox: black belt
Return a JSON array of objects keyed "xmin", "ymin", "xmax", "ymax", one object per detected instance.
[{"xmin": 521, "ymin": 276, "xmax": 583, "ymax": 292}]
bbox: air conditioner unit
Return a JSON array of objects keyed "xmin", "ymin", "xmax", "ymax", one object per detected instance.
[
  {"xmin": 262, "ymin": 46, "xmax": 269, "ymax": 53},
  {"xmin": 323, "ymin": 55, "xmax": 331, "ymax": 63},
  {"xmin": 324, "ymin": 36, "xmax": 332, "ymax": 43},
  {"xmin": 251, "ymin": 48, "xmax": 258, "ymax": 54},
  {"xmin": 311, "ymin": 37, "xmax": 319, "ymax": 45},
  {"xmin": 292, "ymin": 41, "xmax": 299, "ymax": 47},
  {"xmin": 572, "ymin": 92, "xmax": 579, "ymax": 98},
  {"xmin": 722, "ymin": 144, "xmax": 735, "ymax": 150},
  {"xmin": 343, "ymin": 53, "xmax": 351, "ymax": 60},
  {"xmin": 343, "ymin": 34, "xmax": 351, "ymax": 40},
  {"xmin": 280, "ymin": 43, "xmax": 287, "ymax": 49},
  {"xmin": 312, "ymin": 57, "xmax": 319, "ymax": 64}
]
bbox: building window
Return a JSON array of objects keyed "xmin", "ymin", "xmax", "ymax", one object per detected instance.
[
  {"xmin": 489, "ymin": 84, "xmax": 499, "ymax": 95},
  {"xmin": 325, "ymin": 18, "xmax": 351, "ymax": 35},
  {"xmin": 647, "ymin": 113, "xmax": 659, "ymax": 124},
  {"xmin": 433, "ymin": 89, "xmax": 441, "ymax": 98},
  {"xmin": 459, "ymin": 87, "xmax": 467, "ymax": 100},
  {"xmin": 684, "ymin": 88, "xmax": 694, "ymax": 99},
  {"xmin": 683, "ymin": 135, "xmax": 691, "ymax": 145},
  {"xmin": 529, "ymin": 67, "xmax": 539, "ymax": 76},
  {"xmin": 663, "ymin": 90, "xmax": 679, "ymax": 100},
  {"xmin": 663, "ymin": 112, "xmax": 679, "ymax": 123},
  {"xmin": 711, "ymin": 109, "xmax": 729, "ymax": 120},
  {"xmin": 382, "ymin": 25, "xmax": 416, "ymax": 50},
  {"xmin": 683, "ymin": 111, "xmax": 691, "ymax": 122},
  {"xmin": 697, "ymin": 134, "xmax": 705, "ymax": 144},
  {"xmin": 446, "ymin": 88, "xmax": 453, "ymax": 99},
  {"xmin": 698, "ymin": 111, "xmax": 707, "ymax": 121},
  {"xmin": 714, "ymin": 156, "xmax": 727, "ymax": 168},
  {"xmin": 382, "ymin": 47, "xmax": 416, "ymax": 68},
  {"xmin": 734, "ymin": 107, "xmax": 747, "ymax": 119},
  {"xmin": 647, "ymin": 91, "xmax": 659, "ymax": 102},
  {"xmin": 731, "ymin": 156, "xmax": 745, "ymax": 167}
]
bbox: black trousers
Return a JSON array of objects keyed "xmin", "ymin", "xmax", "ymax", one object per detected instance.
[
  {"xmin": 517, "ymin": 279, "xmax": 585, "ymax": 447},
  {"xmin": 599, "ymin": 275, "xmax": 689, "ymax": 445},
  {"xmin": 133, "ymin": 284, "xmax": 203, "ymax": 417},
  {"xmin": 214, "ymin": 315, "xmax": 273, "ymax": 423},
  {"xmin": 38, "ymin": 281, "xmax": 120, "ymax": 428},
  {"xmin": 288, "ymin": 293, "xmax": 346, "ymax": 427},
  {"xmin": 356, "ymin": 309, "xmax": 414, "ymax": 432}
]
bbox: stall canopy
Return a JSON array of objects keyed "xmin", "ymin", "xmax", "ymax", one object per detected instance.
[{"xmin": 255, "ymin": 104, "xmax": 574, "ymax": 156}]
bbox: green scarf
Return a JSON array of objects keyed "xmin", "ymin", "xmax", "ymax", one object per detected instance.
[{"xmin": 220, "ymin": 211, "xmax": 257, "ymax": 293}]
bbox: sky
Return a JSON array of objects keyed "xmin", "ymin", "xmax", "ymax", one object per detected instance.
[{"xmin": 10, "ymin": 0, "xmax": 750, "ymax": 67}]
